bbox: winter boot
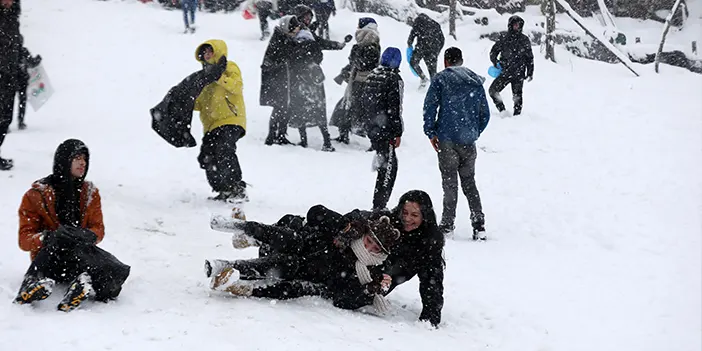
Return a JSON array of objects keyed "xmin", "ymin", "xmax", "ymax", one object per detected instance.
[
  {"xmin": 204, "ymin": 260, "xmax": 241, "ymax": 290},
  {"xmin": 298, "ymin": 128, "xmax": 308, "ymax": 148},
  {"xmin": 438, "ymin": 223, "xmax": 455, "ymax": 236},
  {"xmin": 223, "ymin": 281, "xmax": 253, "ymax": 296},
  {"xmin": 0, "ymin": 157, "xmax": 13, "ymax": 171},
  {"xmin": 334, "ymin": 133, "xmax": 350, "ymax": 145},
  {"xmin": 321, "ymin": 143, "xmax": 335, "ymax": 152},
  {"xmin": 14, "ymin": 276, "xmax": 55, "ymax": 304},
  {"xmin": 471, "ymin": 214, "xmax": 487, "ymax": 241},
  {"xmin": 57, "ymin": 273, "xmax": 94, "ymax": 312},
  {"xmin": 18, "ymin": 122, "xmax": 27, "ymax": 130}
]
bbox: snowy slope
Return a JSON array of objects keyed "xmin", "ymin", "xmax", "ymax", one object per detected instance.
[{"xmin": 0, "ymin": 1, "xmax": 700, "ymax": 350}]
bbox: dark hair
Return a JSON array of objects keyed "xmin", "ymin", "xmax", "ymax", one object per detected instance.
[
  {"xmin": 444, "ymin": 47, "xmax": 463, "ymax": 65},
  {"xmin": 392, "ymin": 190, "xmax": 439, "ymax": 230}
]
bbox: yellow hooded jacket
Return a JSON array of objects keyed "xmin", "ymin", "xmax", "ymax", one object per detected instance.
[{"xmin": 194, "ymin": 40, "xmax": 247, "ymax": 134}]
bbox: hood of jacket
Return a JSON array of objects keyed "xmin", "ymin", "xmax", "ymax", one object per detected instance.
[
  {"xmin": 195, "ymin": 39, "xmax": 228, "ymax": 65},
  {"xmin": 51, "ymin": 139, "xmax": 90, "ymax": 184},
  {"xmin": 355, "ymin": 23, "xmax": 379, "ymax": 46},
  {"xmin": 44, "ymin": 139, "xmax": 90, "ymax": 227},
  {"xmin": 508, "ymin": 15, "xmax": 525, "ymax": 34},
  {"xmin": 444, "ymin": 66, "xmax": 485, "ymax": 87}
]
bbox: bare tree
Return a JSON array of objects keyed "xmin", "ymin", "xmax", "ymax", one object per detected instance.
[
  {"xmin": 545, "ymin": 0, "xmax": 556, "ymax": 62},
  {"xmin": 655, "ymin": 0, "xmax": 683, "ymax": 73}
]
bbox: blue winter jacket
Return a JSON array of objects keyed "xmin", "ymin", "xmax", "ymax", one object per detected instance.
[{"xmin": 423, "ymin": 66, "xmax": 490, "ymax": 145}]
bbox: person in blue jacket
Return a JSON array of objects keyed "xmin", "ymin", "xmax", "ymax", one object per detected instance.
[{"xmin": 423, "ymin": 47, "xmax": 490, "ymax": 240}]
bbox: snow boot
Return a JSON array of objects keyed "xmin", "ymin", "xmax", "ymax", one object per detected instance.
[
  {"xmin": 14, "ymin": 276, "xmax": 55, "ymax": 304},
  {"xmin": 223, "ymin": 282, "xmax": 253, "ymax": 296},
  {"xmin": 57, "ymin": 273, "xmax": 94, "ymax": 312},
  {"xmin": 321, "ymin": 143, "xmax": 335, "ymax": 152},
  {"xmin": 210, "ymin": 214, "xmax": 247, "ymax": 233},
  {"xmin": 18, "ymin": 122, "xmax": 27, "ymax": 130},
  {"xmin": 205, "ymin": 260, "xmax": 241, "ymax": 290},
  {"xmin": 438, "ymin": 223, "xmax": 455, "ymax": 236}
]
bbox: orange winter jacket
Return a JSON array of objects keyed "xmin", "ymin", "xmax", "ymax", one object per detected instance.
[{"xmin": 18, "ymin": 181, "xmax": 105, "ymax": 261}]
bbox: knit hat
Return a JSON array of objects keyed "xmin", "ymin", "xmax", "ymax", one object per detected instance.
[
  {"xmin": 380, "ymin": 47, "xmax": 402, "ymax": 69},
  {"xmin": 278, "ymin": 15, "xmax": 301, "ymax": 33},
  {"xmin": 358, "ymin": 17, "xmax": 377, "ymax": 29},
  {"xmin": 368, "ymin": 216, "xmax": 401, "ymax": 254}
]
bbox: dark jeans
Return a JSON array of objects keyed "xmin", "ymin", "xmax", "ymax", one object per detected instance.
[
  {"xmin": 489, "ymin": 74, "xmax": 524, "ymax": 114},
  {"xmin": 15, "ymin": 71, "xmax": 28, "ymax": 126},
  {"xmin": 372, "ymin": 142, "xmax": 397, "ymax": 210},
  {"xmin": 437, "ymin": 141, "xmax": 484, "ymax": 229},
  {"xmin": 410, "ymin": 45, "xmax": 442, "ymax": 80},
  {"xmin": 198, "ymin": 125, "xmax": 245, "ymax": 194},
  {"xmin": 182, "ymin": 0, "xmax": 197, "ymax": 28}
]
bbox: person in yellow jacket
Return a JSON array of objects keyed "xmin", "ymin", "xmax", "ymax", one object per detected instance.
[{"xmin": 194, "ymin": 39, "xmax": 248, "ymax": 202}]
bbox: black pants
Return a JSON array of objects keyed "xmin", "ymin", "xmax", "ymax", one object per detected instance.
[
  {"xmin": 256, "ymin": 1, "xmax": 272, "ymax": 35},
  {"xmin": 372, "ymin": 143, "xmax": 398, "ymax": 210},
  {"xmin": 25, "ymin": 242, "xmax": 130, "ymax": 301},
  {"xmin": 298, "ymin": 125, "xmax": 332, "ymax": 147},
  {"xmin": 437, "ymin": 141, "xmax": 484, "ymax": 229},
  {"xmin": 198, "ymin": 124, "xmax": 245, "ymax": 194},
  {"xmin": 266, "ymin": 107, "xmax": 291, "ymax": 143},
  {"xmin": 15, "ymin": 72, "xmax": 28, "ymax": 126},
  {"xmin": 410, "ymin": 45, "xmax": 442, "ymax": 80},
  {"xmin": 488, "ymin": 74, "xmax": 524, "ymax": 114},
  {"xmin": 0, "ymin": 74, "xmax": 16, "ymax": 150},
  {"xmin": 315, "ymin": 8, "xmax": 332, "ymax": 39}
]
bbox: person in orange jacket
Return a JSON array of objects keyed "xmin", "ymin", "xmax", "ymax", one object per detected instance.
[{"xmin": 14, "ymin": 139, "xmax": 130, "ymax": 312}]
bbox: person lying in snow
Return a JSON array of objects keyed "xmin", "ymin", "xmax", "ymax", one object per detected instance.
[
  {"xmin": 206, "ymin": 207, "xmax": 401, "ymax": 315},
  {"xmin": 210, "ymin": 190, "xmax": 445, "ymax": 327},
  {"xmin": 13, "ymin": 139, "xmax": 130, "ymax": 311}
]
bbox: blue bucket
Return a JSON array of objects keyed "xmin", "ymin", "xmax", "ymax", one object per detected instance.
[{"xmin": 488, "ymin": 63, "xmax": 502, "ymax": 78}]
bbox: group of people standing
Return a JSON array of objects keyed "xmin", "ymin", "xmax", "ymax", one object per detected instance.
[{"xmin": 8, "ymin": 1, "xmax": 536, "ymax": 328}]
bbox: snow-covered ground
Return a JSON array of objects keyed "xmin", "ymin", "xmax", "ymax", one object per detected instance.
[{"xmin": 0, "ymin": 0, "xmax": 700, "ymax": 350}]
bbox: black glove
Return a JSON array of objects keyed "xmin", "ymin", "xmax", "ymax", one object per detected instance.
[
  {"xmin": 202, "ymin": 55, "xmax": 227, "ymax": 82},
  {"xmin": 333, "ymin": 74, "xmax": 345, "ymax": 85},
  {"xmin": 44, "ymin": 226, "xmax": 98, "ymax": 248},
  {"xmin": 344, "ymin": 34, "xmax": 353, "ymax": 43}
]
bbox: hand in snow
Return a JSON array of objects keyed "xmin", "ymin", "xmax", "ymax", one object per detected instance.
[
  {"xmin": 430, "ymin": 136, "xmax": 439, "ymax": 152},
  {"xmin": 391, "ymin": 137, "xmax": 401, "ymax": 148},
  {"xmin": 381, "ymin": 274, "xmax": 392, "ymax": 291}
]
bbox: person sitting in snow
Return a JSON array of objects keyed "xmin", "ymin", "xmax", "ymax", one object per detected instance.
[
  {"xmin": 205, "ymin": 208, "xmax": 400, "ymax": 315},
  {"xmin": 361, "ymin": 47, "xmax": 404, "ymax": 211},
  {"xmin": 194, "ymin": 40, "xmax": 248, "ymax": 201},
  {"xmin": 13, "ymin": 139, "xmax": 130, "ymax": 312},
  {"xmin": 211, "ymin": 190, "xmax": 445, "ymax": 327},
  {"xmin": 330, "ymin": 17, "xmax": 381, "ymax": 145}
]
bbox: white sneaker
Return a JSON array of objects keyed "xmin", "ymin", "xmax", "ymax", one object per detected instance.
[{"xmin": 210, "ymin": 214, "xmax": 246, "ymax": 233}]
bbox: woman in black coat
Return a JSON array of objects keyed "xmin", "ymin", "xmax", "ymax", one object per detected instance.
[
  {"xmin": 260, "ymin": 14, "xmax": 339, "ymax": 151},
  {"xmin": 206, "ymin": 206, "xmax": 400, "ymax": 313}
]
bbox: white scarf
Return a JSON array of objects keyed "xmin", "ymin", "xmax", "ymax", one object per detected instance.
[{"xmin": 350, "ymin": 239, "xmax": 391, "ymax": 314}]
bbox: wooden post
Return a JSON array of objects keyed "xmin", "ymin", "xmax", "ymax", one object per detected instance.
[
  {"xmin": 449, "ymin": 0, "xmax": 457, "ymax": 40},
  {"xmin": 655, "ymin": 0, "xmax": 683, "ymax": 73},
  {"xmin": 545, "ymin": 0, "xmax": 556, "ymax": 62}
]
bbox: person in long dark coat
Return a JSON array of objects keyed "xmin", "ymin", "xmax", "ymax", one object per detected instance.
[
  {"xmin": 330, "ymin": 17, "xmax": 380, "ymax": 144},
  {"xmin": 0, "ymin": 0, "xmax": 22, "ymax": 170},
  {"xmin": 261, "ymin": 14, "xmax": 341, "ymax": 151}
]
